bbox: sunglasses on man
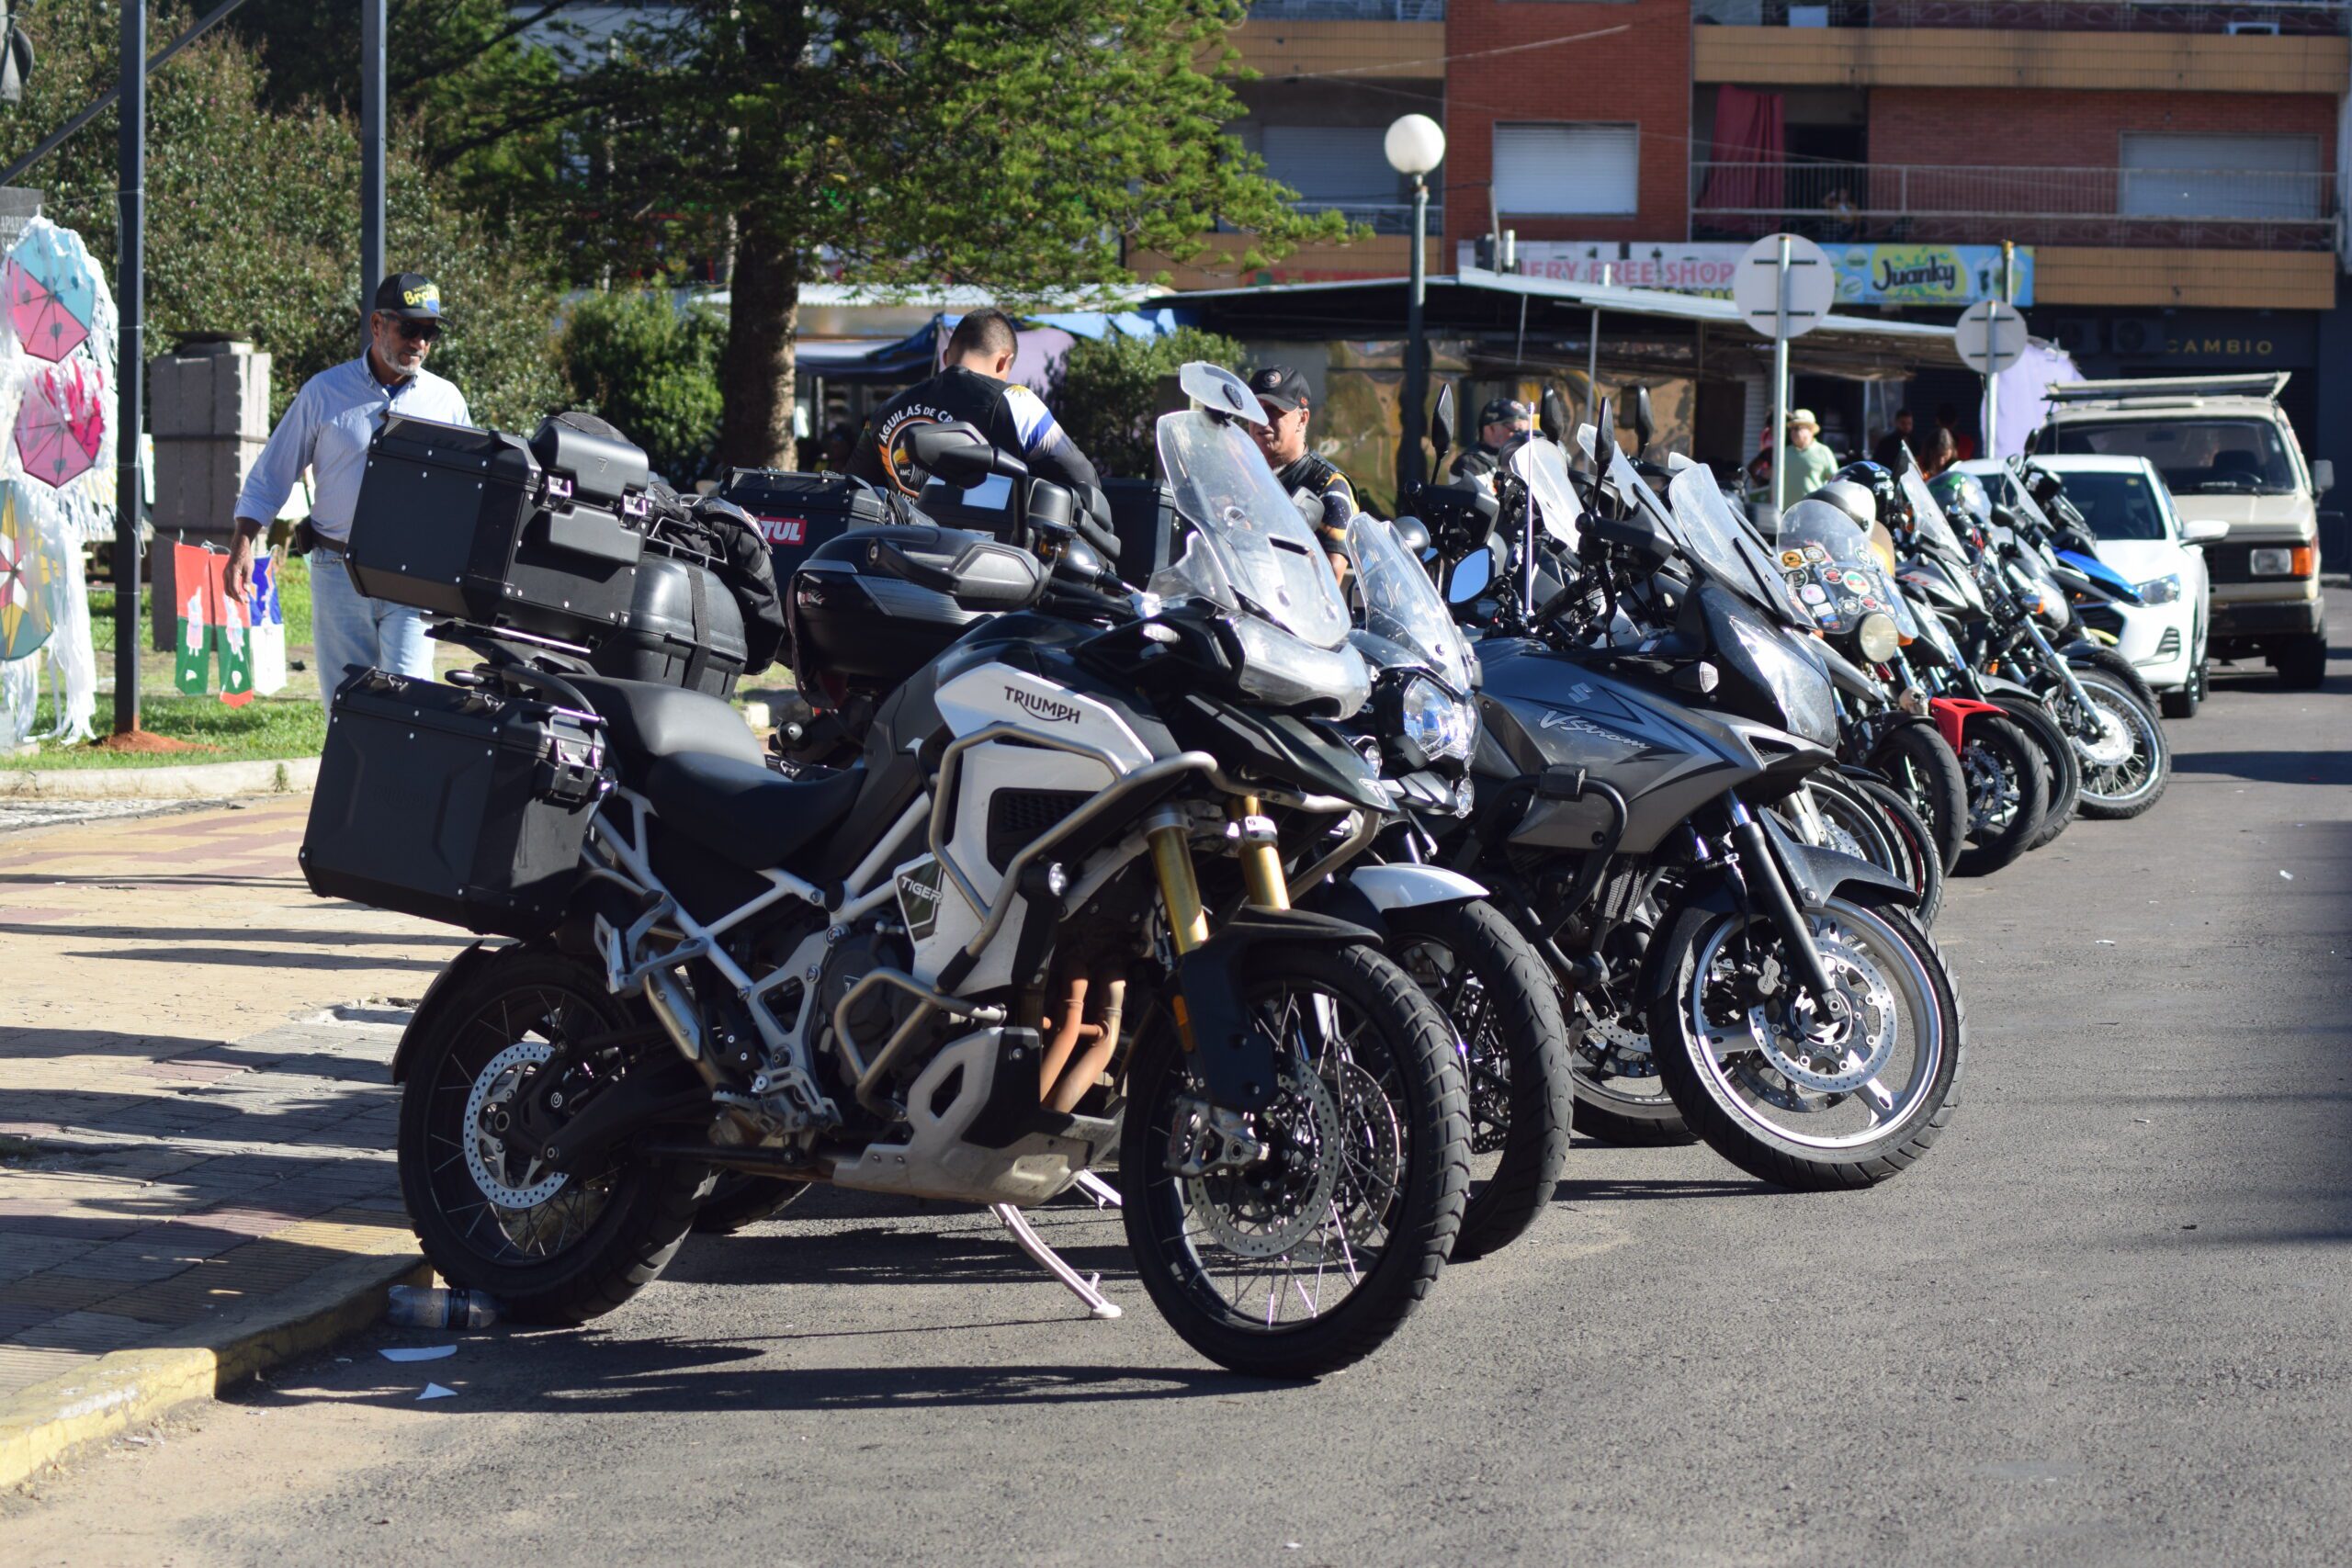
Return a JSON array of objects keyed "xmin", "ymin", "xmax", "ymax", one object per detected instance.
[{"xmin": 379, "ymin": 315, "xmax": 442, "ymax": 343}]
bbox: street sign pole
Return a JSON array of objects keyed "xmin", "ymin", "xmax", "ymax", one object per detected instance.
[
  {"xmin": 1958, "ymin": 296, "xmax": 2026, "ymax": 463},
  {"xmin": 112, "ymin": 4, "xmax": 145, "ymax": 736},
  {"xmin": 1770, "ymin": 234, "xmax": 1790, "ymax": 515}
]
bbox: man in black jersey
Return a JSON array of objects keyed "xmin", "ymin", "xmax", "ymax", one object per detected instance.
[
  {"xmin": 1246, "ymin": 365, "xmax": 1358, "ymax": 546},
  {"xmin": 1446, "ymin": 397, "xmax": 1533, "ymax": 490},
  {"xmin": 849, "ymin": 309, "xmax": 1102, "ymax": 502}
]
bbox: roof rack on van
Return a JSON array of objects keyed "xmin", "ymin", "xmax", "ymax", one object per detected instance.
[{"xmin": 2044, "ymin": 372, "xmax": 2290, "ymax": 404}]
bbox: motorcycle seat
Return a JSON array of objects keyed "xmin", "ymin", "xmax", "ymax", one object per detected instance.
[
  {"xmin": 639, "ymin": 750, "xmax": 867, "ymax": 869},
  {"xmin": 561, "ymin": 674, "xmax": 764, "ymax": 784}
]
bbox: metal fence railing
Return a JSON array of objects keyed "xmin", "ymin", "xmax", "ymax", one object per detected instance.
[
  {"xmin": 1691, "ymin": 0, "xmax": 2348, "ymax": 32},
  {"xmin": 1247, "ymin": 0, "xmax": 1447, "ymax": 19},
  {"xmin": 1690, "ymin": 161, "xmax": 2339, "ymax": 248}
]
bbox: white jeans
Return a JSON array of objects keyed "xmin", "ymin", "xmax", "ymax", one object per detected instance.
[{"xmin": 308, "ymin": 547, "xmax": 433, "ymax": 700}]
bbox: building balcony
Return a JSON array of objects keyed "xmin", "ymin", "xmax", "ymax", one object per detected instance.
[
  {"xmin": 1693, "ymin": 0, "xmax": 2345, "ymax": 32},
  {"xmin": 1689, "ymin": 161, "xmax": 2338, "ymax": 249},
  {"xmin": 1248, "ymin": 0, "xmax": 1445, "ymax": 17}
]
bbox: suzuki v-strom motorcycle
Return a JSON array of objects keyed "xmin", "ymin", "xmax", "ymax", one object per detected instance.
[
  {"xmin": 1427, "ymin": 426, "xmax": 1964, "ymax": 1187},
  {"xmin": 358, "ymin": 379, "xmax": 1475, "ymax": 1378}
]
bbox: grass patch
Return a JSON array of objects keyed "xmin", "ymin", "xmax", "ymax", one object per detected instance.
[{"xmin": 3, "ymin": 692, "xmax": 325, "ymax": 770}]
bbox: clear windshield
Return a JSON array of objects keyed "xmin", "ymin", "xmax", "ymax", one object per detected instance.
[
  {"xmin": 1663, "ymin": 463, "xmax": 1813, "ymax": 627},
  {"xmin": 1900, "ymin": 463, "xmax": 1973, "ymax": 564},
  {"xmin": 1348, "ymin": 513, "xmax": 1477, "ymax": 694},
  {"xmin": 1509, "ymin": 438, "xmax": 1581, "ymax": 547},
  {"xmin": 1777, "ymin": 499, "xmax": 1920, "ymax": 638},
  {"xmin": 1155, "ymin": 410, "xmax": 1351, "ymax": 651}
]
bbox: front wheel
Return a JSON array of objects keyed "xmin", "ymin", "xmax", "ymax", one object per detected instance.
[
  {"xmin": 1866, "ymin": 721, "xmax": 1968, "ymax": 874},
  {"xmin": 2068, "ymin": 671, "xmax": 2169, "ymax": 819},
  {"xmin": 1843, "ymin": 773, "xmax": 1946, "ymax": 930},
  {"xmin": 2275, "ymin": 636, "xmax": 2327, "ymax": 691},
  {"xmin": 395, "ymin": 950, "xmax": 713, "ymax": 1324},
  {"xmin": 1122, "ymin": 942, "xmax": 1469, "ymax": 1378},
  {"xmin": 1388, "ymin": 900, "xmax": 1574, "ymax": 1263},
  {"xmin": 1952, "ymin": 714, "xmax": 2051, "ymax": 877},
  {"xmin": 1645, "ymin": 897, "xmax": 1963, "ymax": 1190}
]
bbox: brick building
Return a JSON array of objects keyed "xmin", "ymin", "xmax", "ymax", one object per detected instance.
[{"xmin": 1190, "ymin": 0, "xmax": 2351, "ymax": 480}]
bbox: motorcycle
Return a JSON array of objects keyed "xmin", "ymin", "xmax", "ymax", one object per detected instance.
[{"xmin": 339, "ymin": 367, "xmax": 1478, "ymax": 1377}]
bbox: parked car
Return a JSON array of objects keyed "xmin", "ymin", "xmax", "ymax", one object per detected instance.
[
  {"xmin": 2019, "ymin": 455, "xmax": 2214, "ymax": 718},
  {"xmin": 2039, "ymin": 373, "xmax": 2328, "ymax": 690}
]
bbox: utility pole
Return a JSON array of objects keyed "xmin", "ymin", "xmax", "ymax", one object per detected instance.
[
  {"xmin": 112, "ymin": 4, "xmax": 145, "ymax": 736},
  {"xmin": 360, "ymin": 0, "xmax": 385, "ymax": 304}
]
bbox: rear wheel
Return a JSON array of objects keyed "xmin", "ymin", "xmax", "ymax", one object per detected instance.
[
  {"xmin": 2275, "ymin": 635, "xmax": 2327, "ymax": 691},
  {"xmin": 2159, "ymin": 678, "xmax": 2199, "ymax": 720},
  {"xmin": 1123, "ymin": 942, "xmax": 1470, "ymax": 1378},
  {"xmin": 1952, "ymin": 714, "xmax": 2050, "ymax": 877},
  {"xmin": 1389, "ymin": 900, "xmax": 1573, "ymax": 1263},
  {"xmin": 396, "ymin": 950, "xmax": 713, "ymax": 1324},
  {"xmin": 1867, "ymin": 721, "xmax": 1968, "ymax": 874}
]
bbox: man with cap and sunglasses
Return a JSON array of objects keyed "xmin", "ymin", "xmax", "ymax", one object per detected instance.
[
  {"xmin": 1244, "ymin": 365, "xmax": 1356, "ymax": 554},
  {"xmin": 1447, "ymin": 395, "xmax": 1534, "ymax": 490},
  {"xmin": 225, "ymin": 272, "xmax": 472, "ymax": 697}
]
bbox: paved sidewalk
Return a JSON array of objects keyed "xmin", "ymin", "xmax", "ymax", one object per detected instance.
[{"xmin": 0, "ymin": 799, "xmax": 469, "ymax": 1455}]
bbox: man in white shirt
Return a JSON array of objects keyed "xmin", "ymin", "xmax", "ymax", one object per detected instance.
[{"xmin": 226, "ymin": 273, "xmax": 472, "ymax": 697}]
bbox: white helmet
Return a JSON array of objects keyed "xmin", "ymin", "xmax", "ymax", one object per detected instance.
[{"xmin": 1812, "ymin": 478, "xmax": 1877, "ymax": 532}]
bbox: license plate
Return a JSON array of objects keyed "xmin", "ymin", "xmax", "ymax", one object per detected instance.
[{"xmin": 2250, "ymin": 547, "xmax": 2295, "ymax": 576}]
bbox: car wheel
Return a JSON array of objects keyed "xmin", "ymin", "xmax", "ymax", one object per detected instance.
[{"xmin": 2159, "ymin": 680, "xmax": 2199, "ymax": 720}]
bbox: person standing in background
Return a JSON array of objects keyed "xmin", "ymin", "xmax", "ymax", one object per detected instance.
[{"xmin": 1776, "ymin": 408, "xmax": 1838, "ymax": 511}]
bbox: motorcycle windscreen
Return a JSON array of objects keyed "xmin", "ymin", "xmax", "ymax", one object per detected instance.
[
  {"xmin": 1347, "ymin": 512, "xmax": 1477, "ymax": 694},
  {"xmin": 1775, "ymin": 498, "xmax": 1921, "ymax": 639},
  {"xmin": 1509, "ymin": 437, "xmax": 1582, "ymax": 548},
  {"xmin": 1155, "ymin": 409, "xmax": 1351, "ymax": 652},
  {"xmin": 1657, "ymin": 461, "xmax": 1814, "ymax": 629}
]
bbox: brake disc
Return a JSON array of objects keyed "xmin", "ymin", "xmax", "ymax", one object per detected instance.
[
  {"xmin": 1186, "ymin": 1066, "xmax": 1344, "ymax": 1260},
  {"xmin": 1738, "ymin": 936, "xmax": 1898, "ymax": 1096},
  {"xmin": 2076, "ymin": 702, "xmax": 2136, "ymax": 768},
  {"xmin": 464, "ymin": 1041, "xmax": 571, "ymax": 1209}
]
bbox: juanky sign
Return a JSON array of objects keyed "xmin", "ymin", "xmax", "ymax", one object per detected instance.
[{"xmin": 1476, "ymin": 243, "xmax": 2034, "ymax": 308}]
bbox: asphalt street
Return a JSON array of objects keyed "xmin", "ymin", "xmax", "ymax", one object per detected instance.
[{"xmin": 7, "ymin": 594, "xmax": 2350, "ymax": 1567}]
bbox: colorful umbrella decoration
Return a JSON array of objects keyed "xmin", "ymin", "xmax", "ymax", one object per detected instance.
[
  {"xmin": 13, "ymin": 358, "xmax": 106, "ymax": 489},
  {"xmin": 0, "ymin": 480, "xmax": 58, "ymax": 660},
  {"xmin": 2, "ymin": 223, "xmax": 99, "ymax": 364}
]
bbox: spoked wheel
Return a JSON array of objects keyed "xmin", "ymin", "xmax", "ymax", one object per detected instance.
[
  {"xmin": 1776, "ymin": 775, "xmax": 1938, "ymax": 924},
  {"xmin": 1646, "ymin": 897, "xmax": 1963, "ymax": 1190},
  {"xmin": 1123, "ymin": 942, "xmax": 1469, "ymax": 1378},
  {"xmin": 2067, "ymin": 671, "xmax": 2169, "ymax": 819},
  {"xmin": 1389, "ymin": 900, "xmax": 1573, "ymax": 1263},
  {"xmin": 397, "ymin": 949, "xmax": 713, "ymax": 1324},
  {"xmin": 1866, "ymin": 722, "xmax": 1968, "ymax": 874},
  {"xmin": 1952, "ymin": 715, "xmax": 2050, "ymax": 877},
  {"xmin": 2000, "ymin": 697, "xmax": 2079, "ymax": 852},
  {"xmin": 1843, "ymin": 773, "xmax": 1945, "ymax": 928},
  {"xmin": 1566, "ymin": 982, "xmax": 1694, "ymax": 1145}
]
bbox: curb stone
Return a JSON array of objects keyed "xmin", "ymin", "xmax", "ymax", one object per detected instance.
[
  {"xmin": 0, "ymin": 756, "xmax": 320, "ymax": 800},
  {"xmin": 0, "ymin": 1251, "xmax": 430, "ymax": 1494}
]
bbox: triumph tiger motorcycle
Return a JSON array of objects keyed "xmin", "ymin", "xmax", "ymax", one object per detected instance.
[
  {"xmin": 1403, "ymin": 413, "xmax": 1965, "ymax": 1188},
  {"xmin": 315, "ymin": 367, "xmax": 1487, "ymax": 1378}
]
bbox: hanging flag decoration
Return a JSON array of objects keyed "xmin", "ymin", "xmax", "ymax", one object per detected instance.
[
  {"xmin": 13, "ymin": 358, "xmax": 106, "ymax": 488},
  {"xmin": 245, "ymin": 554, "xmax": 288, "ymax": 697},
  {"xmin": 0, "ymin": 479, "xmax": 58, "ymax": 660},
  {"xmin": 2, "ymin": 223, "xmax": 99, "ymax": 365},
  {"xmin": 171, "ymin": 542, "xmax": 254, "ymax": 705}
]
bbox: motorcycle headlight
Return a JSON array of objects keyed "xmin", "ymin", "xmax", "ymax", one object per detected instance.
[
  {"xmin": 2134, "ymin": 572, "xmax": 2183, "ymax": 606},
  {"xmin": 1397, "ymin": 674, "xmax": 1476, "ymax": 765},
  {"xmin": 1855, "ymin": 612, "xmax": 1899, "ymax": 664}
]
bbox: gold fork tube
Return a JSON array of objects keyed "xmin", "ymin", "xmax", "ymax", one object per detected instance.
[
  {"xmin": 1148, "ymin": 824, "xmax": 1210, "ymax": 955},
  {"xmin": 1230, "ymin": 795, "xmax": 1291, "ymax": 910}
]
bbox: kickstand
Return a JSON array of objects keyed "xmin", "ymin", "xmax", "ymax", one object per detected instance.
[
  {"xmin": 989, "ymin": 1202, "xmax": 1121, "ymax": 1319},
  {"xmin": 1073, "ymin": 1171, "xmax": 1123, "ymax": 1209}
]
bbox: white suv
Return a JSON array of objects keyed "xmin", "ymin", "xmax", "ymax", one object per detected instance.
[{"xmin": 2030, "ymin": 456, "xmax": 2215, "ymax": 718}]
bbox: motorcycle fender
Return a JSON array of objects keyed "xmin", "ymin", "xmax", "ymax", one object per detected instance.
[
  {"xmin": 1973, "ymin": 671, "xmax": 2040, "ymax": 703},
  {"xmin": 1346, "ymin": 863, "xmax": 1487, "ymax": 912},
  {"xmin": 1175, "ymin": 906, "xmax": 1377, "ymax": 1113},
  {"xmin": 1928, "ymin": 695, "xmax": 2003, "ymax": 753},
  {"xmin": 1758, "ymin": 808, "xmax": 1919, "ymax": 911},
  {"xmin": 389, "ymin": 940, "xmax": 508, "ymax": 1084}
]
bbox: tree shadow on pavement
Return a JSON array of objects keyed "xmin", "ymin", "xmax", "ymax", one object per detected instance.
[{"xmin": 2169, "ymin": 750, "xmax": 2352, "ymax": 787}]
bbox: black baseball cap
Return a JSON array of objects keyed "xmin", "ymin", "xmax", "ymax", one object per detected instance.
[
  {"xmin": 1479, "ymin": 397, "xmax": 1532, "ymax": 427},
  {"xmin": 1249, "ymin": 365, "xmax": 1311, "ymax": 414},
  {"xmin": 371, "ymin": 272, "xmax": 446, "ymax": 322}
]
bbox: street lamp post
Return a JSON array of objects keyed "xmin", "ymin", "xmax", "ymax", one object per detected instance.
[{"xmin": 1385, "ymin": 113, "xmax": 1444, "ymax": 492}]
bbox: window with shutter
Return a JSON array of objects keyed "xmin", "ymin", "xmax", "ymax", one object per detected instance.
[
  {"xmin": 2119, "ymin": 133, "xmax": 2321, "ymax": 220},
  {"xmin": 1492, "ymin": 124, "xmax": 1640, "ymax": 216}
]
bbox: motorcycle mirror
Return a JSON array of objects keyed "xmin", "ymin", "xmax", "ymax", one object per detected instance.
[
  {"xmin": 1430, "ymin": 384, "xmax": 1455, "ymax": 471},
  {"xmin": 1447, "ymin": 547, "xmax": 1495, "ymax": 604},
  {"xmin": 1541, "ymin": 387, "xmax": 1572, "ymax": 443},
  {"xmin": 1176, "ymin": 362, "xmax": 1266, "ymax": 424},
  {"xmin": 905, "ymin": 422, "xmax": 1016, "ymax": 490},
  {"xmin": 1629, "ymin": 386, "xmax": 1655, "ymax": 460}
]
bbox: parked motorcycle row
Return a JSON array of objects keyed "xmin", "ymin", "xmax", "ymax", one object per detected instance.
[{"xmin": 299, "ymin": 364, "xmax": 2177, "ymax": 1382}]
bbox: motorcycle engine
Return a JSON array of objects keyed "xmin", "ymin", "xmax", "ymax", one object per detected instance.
[{"xmin": 816, "ymin": 927, "xmax": 916, "ymax": 1088}]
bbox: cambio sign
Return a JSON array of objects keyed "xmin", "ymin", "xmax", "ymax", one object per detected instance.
[{"xmin": 1475, "ymin": 243, "xmax": 2034, "ymax": 307}]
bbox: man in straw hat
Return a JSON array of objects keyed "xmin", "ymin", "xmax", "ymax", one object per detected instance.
[{"xmin": 1777, "ymin": 407, "xmax": 1838, "ymax": 512}]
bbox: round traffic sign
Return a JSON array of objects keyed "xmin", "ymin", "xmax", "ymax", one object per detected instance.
[
  {"xmin": 1956, "ymin": 299, "xmax": 2028, "ymax": 375},
  {"xmin": 1733, "ymin": 234, "xmax": 1835, "ymax": 342}
]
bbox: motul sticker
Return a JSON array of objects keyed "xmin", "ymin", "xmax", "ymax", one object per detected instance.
[
  {"xmin": 756, "ymin": 515, "xmax": 808, "ymax": 545},
  {"xmin": 896, "ymin": 860, "xmax": 944, "ymax": 941}
]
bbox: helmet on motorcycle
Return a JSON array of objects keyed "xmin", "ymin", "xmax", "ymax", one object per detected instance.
[
  {"xmin": 1929, "ymin": 469, "xmax": 1990, "ymax": 530},
  {"xmin": 1812, "ymin": 478, "xmax": 1878, "ymax": 532}
]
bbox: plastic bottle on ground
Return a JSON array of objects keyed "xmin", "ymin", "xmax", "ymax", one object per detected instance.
[{"xmin": 386, "ymin": 1284, "xmax": 501, "ymax": 1329}]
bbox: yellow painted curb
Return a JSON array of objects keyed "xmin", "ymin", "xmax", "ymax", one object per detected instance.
[{"xmin": 0, "ymin": 1254, "xmax": 431, "ymax": 1493}]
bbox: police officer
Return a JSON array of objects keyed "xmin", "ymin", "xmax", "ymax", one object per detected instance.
[
  {"xmin": 849, "ymin": 308, "xmax": 1102, "ymax": 503},
  {"xmin": 1245, "ymin": 365, "xmax": 1356, "ymax": 549},
  {"xmin": 1447, "ymin": 396, "xmax": 1534, "ymax": 489}
]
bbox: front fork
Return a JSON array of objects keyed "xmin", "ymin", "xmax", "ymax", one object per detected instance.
[{"xmin": 1717, "ymin": 796, "xmax": 1838, "ymax": 1002}]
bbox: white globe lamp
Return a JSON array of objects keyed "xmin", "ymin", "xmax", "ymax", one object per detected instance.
[{"xmin": 1384, "ymin": 114, "xmax": 1446, "ymax": 178}]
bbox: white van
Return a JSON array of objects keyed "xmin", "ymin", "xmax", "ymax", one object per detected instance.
[{"xmin": 2039, "ymin": 373, "xmax": 2328, "ymax": 689}]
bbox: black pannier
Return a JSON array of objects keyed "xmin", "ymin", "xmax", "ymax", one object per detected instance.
[
  {"xmin": 718, "ymin": 469, "xmax": 893, "ymax": 582},
  {"xmin": 588, "ymin": 548, "xmax": 749, "ymax": 696},
  {"xmin": 346, "ymin": 414, "xmax": 650, "ymax": 643},
  {"xmin": 299, "ymin": 668, "xmax": 608, "ymax": 939}
]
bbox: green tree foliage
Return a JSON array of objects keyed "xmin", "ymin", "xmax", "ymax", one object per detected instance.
[
  {"xmin": 584, "ymin": 0, "xmax": 1352, "ymax": 468},
  {"xmin": 1047, "ymin": 327, "xmax": 1246, "ymax": 481},
  {"xmin": 559, "ymin": 290, "xmax": 726, "ymax": 483},
  {"xmin": 0, "ymin": 5, "xmax": 561, "ymax": 430}
]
